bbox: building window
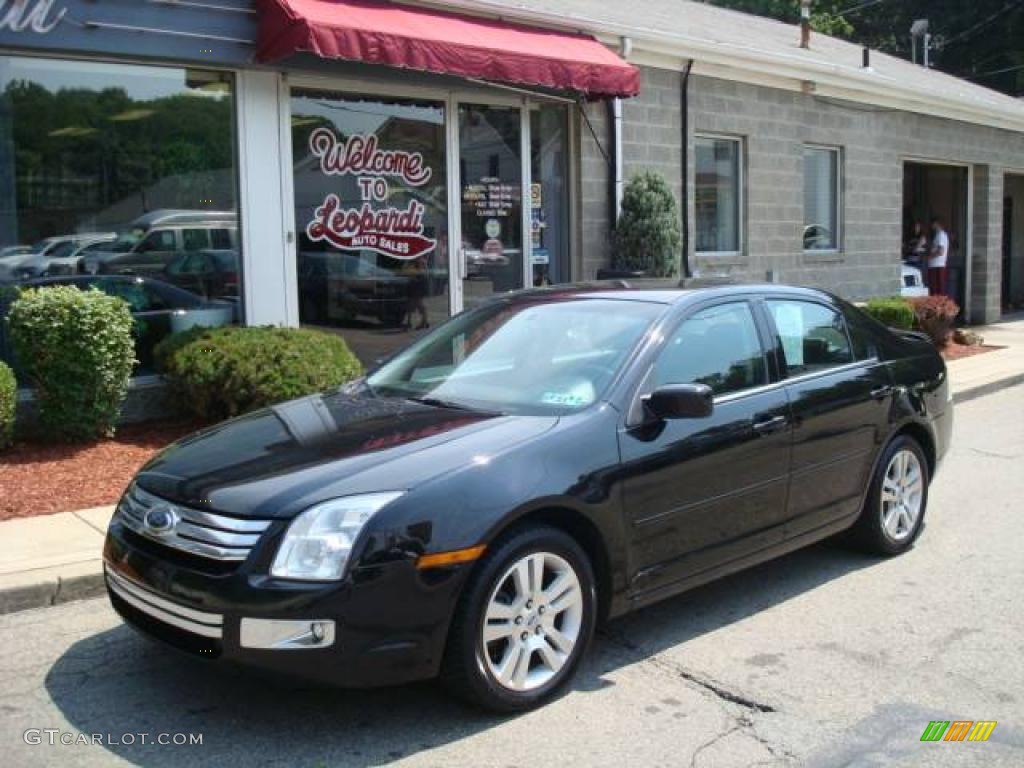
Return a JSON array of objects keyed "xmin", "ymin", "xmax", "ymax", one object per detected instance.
[
  {"xmin": 0, "ymin": 56, "xmax": 240, "ymax": 375},
  {"xmin": 695, "ymin": 136, "xmax": 742, "ymax": 254},
  {"xmin": 803, "ymin": 146, "xmax": 841, "ymax": 251}
]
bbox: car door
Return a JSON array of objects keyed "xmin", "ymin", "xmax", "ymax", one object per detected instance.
[
  {"xmin": 127, "ymin": 230, "xmax": 178, "ymax": 275},
  {"xmin": 618, "ymin": 300, "xmax": 793, "ymax": 602},
  {"xmin": 762, "ymin": 296, "xmax": 893, "ymax": 537}
]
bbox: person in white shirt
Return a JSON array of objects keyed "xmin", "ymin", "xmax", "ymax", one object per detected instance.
[{"xmin": 928, "ymin": 218, "xmax": 950, "ymax": 297}]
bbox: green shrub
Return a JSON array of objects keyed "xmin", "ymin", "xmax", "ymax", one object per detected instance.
[
  {"xmin": 910, "ymin": 295, "xmax": 960, "ymax": 347},
  {"xmin": 613, "ymin": 172, "xmax": 682, "ymax": 277},
  {"xmin": 156, "ymin": 326, "xmax": 363, "ymax": 421},
  {"xmin": 863, "ymin": 296, "xmax": 915, "ymax": 330},
  {"xmin": 0, "ymin": 360, "xmax": 14, "ymax": 450},
  {"xmin": 8, "ymin": 287, "xmax": 135, "ymax": 441}
]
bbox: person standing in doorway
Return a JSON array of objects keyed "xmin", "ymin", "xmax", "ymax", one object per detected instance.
[{"xmin": 928, "ymin": 217, "xmax": 949, "ymax": 296}]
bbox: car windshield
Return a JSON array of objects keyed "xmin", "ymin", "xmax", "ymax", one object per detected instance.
[{"xmin": 366, "ymin": 297, "xmax": 664, "ymax": 416}]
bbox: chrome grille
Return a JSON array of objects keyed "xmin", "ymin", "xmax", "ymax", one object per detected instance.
[
  {"xmin": 116, "ymin": 483, "xmax": 271, "ymax": 562},
  {"xmin": 106, "ymin": 567, "xmax": 223, "ymax": 639}
]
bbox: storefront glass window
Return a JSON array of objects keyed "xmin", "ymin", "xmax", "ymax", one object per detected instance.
[
  {"xmin": 0, "ymin": 57, "xmax": 240, "ymax": 374},
  {"xmin": 695, "ymin": 136, "xmax": 742, "ymax": 254},
  {"xmin": 291, "ymin": 90, "xmax": 449, "ymax": 367},
  {"xmin": 530, "ymin": 104, "xmax": 570, "ymax": 286},
  {"xmin": 459, "ymin": 104, "xmax": 523, "ymax": 309}
]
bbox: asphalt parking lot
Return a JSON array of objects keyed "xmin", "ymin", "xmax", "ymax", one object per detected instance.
[{"xmin": 1, "ymin": 385, "xmax": 1022, "ymax": 767}]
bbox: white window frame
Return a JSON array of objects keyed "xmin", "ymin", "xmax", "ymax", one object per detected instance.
[
  {"xmin": 694, "ymin": 133, "xmax": 745, "ymax": 257},
  {"xmin": 802, "ymin": 144, "xmax": 843, "ymax": 254}
]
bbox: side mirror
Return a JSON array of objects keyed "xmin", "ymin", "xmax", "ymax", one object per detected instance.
[{"xmin": 643, "ymin": 383, "xmax": 714, "ymax": 420}]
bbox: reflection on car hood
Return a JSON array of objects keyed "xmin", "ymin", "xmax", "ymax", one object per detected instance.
[{"xmin": 134, "ymin": 392, "xmax": 557, "ymax": 518}]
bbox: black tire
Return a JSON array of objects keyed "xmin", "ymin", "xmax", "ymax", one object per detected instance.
[
  {"xmin": 853, "ymin": 435, "xmax": 930, "ymax": 556},
  {"xmin": 441, "ymin": 525, "xmax": 597, "ymax": 712}
]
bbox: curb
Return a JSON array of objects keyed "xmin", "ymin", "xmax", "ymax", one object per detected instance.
[
  {"xmin": 952, "ymin": 372, "xmax": 1024, "ymax": 405},
  {"xmin": 0, "ymin": 567, "xmax": 105, "ymax": 616}
]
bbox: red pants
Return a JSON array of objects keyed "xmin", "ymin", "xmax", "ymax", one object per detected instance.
[{"xmin": 927, "ymin": 266, "xmax": 948, "ymax": 297}]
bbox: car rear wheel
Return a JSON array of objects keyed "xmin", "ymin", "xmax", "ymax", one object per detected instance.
[
  {"xmin": 441, "ymin": 525, "xmax": 596, "ymax": 712},
  {"xmin": 854, "ymin": 435, "xmax": 929, "ymax": 555}
]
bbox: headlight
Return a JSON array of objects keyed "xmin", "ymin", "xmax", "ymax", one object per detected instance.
[{"xmin": 270, "ymin": 492, "xmax": 404, "ymax": 581}]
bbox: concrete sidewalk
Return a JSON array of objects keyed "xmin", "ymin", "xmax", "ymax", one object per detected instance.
[
  {"xmin": 0, "ymin": 506, "xmax": 113, "ymax": 614},
  {"xmin": 946, "ymin": 316, "xmax": 1024, "ymax": 403},
  {"xmin": 1, "ymin": 317, "xmax": 1022, "ymax": 615}
]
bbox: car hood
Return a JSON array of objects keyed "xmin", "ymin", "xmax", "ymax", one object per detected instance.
[{"xmin": 134, "ymin": 391, "xmax": 558, "ymax": 519}]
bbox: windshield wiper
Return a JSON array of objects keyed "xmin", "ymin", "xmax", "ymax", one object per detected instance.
[{"xmin": 407, "ymin": 396, "xmax": 474, "ymax": 411}]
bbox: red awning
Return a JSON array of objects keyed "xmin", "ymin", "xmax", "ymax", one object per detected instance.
[{"xmin": 255, "ymin": 0, "xmax": 640, "ymax": 99}]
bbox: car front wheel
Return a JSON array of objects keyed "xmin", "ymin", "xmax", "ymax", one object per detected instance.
[
  {"xmin": 854, "ymin": 435, "xmax": 929, "ymax": 555},
  {"xmin": 442, "ymin": 525, "xmax": 596, "ymax": 712}
]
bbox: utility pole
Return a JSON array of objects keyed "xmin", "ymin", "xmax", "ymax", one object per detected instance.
[{"xmin": 800, "ymin": 0, "xmax": 812, "ymax": 49}]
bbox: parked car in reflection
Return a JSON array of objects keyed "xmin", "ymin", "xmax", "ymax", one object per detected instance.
[
  {"xmin": 0, "ymin": 233, "xmax": 116, "ymax": 281},
  {"xmin": 44, "ymin": 237, "xmax": 135, "ymax": 277},
  {"xmin": 14, "ymin": 275, "xmax": 235, "ymax": 371},
  {"xmin": 298, "ymin": 251, "xmax": 410, "ymax": 326},
  {"xmin": 161, "ymin": 249, "xmax": 240, "ymax": 299},
  {"xmin": 81, "ymin": 210, "xmax": 237, "ymax": 277},
  {"xmin": 0, "ymin": 245, "xmax": 33, "ymax": 262}
]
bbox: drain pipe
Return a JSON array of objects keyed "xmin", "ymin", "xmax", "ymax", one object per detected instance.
[
  {"xmin": 680, "ymin": 59, "xmax": 694, "ymax": 278},
  {"xmin": 609, "ymin": 36, "xmax": 632, "ymax": 229},
  {"xmin": 608, "ymin": 97, "xmax": 622, "ymax": 229}
]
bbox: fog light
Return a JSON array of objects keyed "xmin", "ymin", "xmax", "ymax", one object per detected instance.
[{"xmin": 239, "ymin": 618, "xmax": 336, "ymax": 650}]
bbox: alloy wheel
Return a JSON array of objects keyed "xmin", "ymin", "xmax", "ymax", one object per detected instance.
[
  {"xmin": 481, "ymin": 551, "xmax": 584, "ymax": 692},
  {"xmin": 881, "ymin": 448, "xmax": 924, "ymax": 542}
]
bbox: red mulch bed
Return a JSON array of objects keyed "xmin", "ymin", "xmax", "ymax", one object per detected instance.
[
  {"xmin": 0, "ymin": 420, "xmax": 201, "ymax": 521},
  {"xmin": 941, "ymin": 343, "xmax": 1002, "ymax": 361}
]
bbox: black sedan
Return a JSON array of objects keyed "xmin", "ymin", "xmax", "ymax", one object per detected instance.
[{"xmin": 102, "ymin": 284, "xmax": 951, "ymax": 711}]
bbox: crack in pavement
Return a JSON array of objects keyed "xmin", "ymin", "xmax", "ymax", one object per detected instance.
[{"xmin": 598, "ymin": 628, "xmax": 778, "ymax": 713}]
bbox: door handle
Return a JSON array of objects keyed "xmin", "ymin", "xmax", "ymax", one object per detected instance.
[
  {"xmin": 871, "ymin": 385, "xmax": 894, "ymax": 400},
  {"xmin": 752, "ymin": 415, "xmax": 787, "ymax": 434}
]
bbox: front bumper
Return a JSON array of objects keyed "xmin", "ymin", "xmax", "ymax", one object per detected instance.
[{"xmin": 103, "ymin": 516, "xmax": 466, "ymax": 688}]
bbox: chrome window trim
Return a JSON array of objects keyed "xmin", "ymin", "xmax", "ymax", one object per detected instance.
[{"xmin": 714, "ymin": 358, "xmax": 879, "ymax": 405}]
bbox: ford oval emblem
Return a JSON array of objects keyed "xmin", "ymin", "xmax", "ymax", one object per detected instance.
[{"xmin": 143, "ymin": 505, "xmax": 178, "ymax": 536}]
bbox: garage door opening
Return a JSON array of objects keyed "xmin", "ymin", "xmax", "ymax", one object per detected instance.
[
  {"xmin": 903, "ymin": 162, "xmax": 969, "ymax": 313},
  {"xmin": 1004, "ymin": 174, "xmax": 1024, "ymax": 314}
]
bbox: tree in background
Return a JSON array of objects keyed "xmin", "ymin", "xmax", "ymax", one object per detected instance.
[{"xmin": 702, "ymin": 0, "xmax": 1024, "ymax": 97}]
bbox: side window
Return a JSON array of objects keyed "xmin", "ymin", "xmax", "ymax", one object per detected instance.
[
  {"xmin": 768, "ymin": 300, "xmax": 853, "ymax": 376},
  {"xmin": 653, "ymin": 302, "xmax": 767, "ymax": 396},
  {"xmin": 137, "ymin": 231, "xmax": 176, "ymax": 253},
  {"xmin": 210, "ymin": 228, "xmax": 233, "ymax": 249},
  {"xmin": 182, "ymin": 229, "xmax": 210, "ymax": 251}
]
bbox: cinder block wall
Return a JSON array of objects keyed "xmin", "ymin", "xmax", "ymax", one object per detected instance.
[{"xmin": 579, "ymin": 65, "xmax": 1024, "ymax": 323}]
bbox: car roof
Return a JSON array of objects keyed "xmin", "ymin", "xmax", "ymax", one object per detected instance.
[{"xmin": 498, "ymin": 281, "xmax": 837, "ymax": 306}]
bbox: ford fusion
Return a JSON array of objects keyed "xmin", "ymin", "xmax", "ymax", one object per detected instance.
[{"xmin": 104, "ymin": 284, "xmax": 951, "ymax": 711}]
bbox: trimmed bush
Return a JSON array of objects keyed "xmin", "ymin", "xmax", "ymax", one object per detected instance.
[
  {"xmin": 613, "ymin": 172, "xmax": 682, "ymax": 277},
  {"xmin": 910, "ymin": 295, "xmax": 960, "ymax": 347},
  {"xmin": 8, "ymin": 286, "xmax": 135, "ymax": 441},
  {"xmin": 863, "ymin": 296, "xmax": 915, "ymax": 330},
  {"xmin": 155, "ymin": 325, "xmax": 363, "ymax": 421},
  {"xmin": 0, "ymin": 360, "xmax": 14, "ymax": 450}
]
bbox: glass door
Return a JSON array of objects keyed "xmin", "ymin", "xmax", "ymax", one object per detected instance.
[
  {"xmin": 457, "ymin": 104, "xmax": 525, "ymax": 310},
  {"xmin": 290, "ymin": 88, "xmax": 451, "ymax": 367}
]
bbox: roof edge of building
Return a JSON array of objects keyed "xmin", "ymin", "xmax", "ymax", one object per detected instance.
[{"xmin": 412, "ymin": 0, "xmax": 1024, "ymax": 134}]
